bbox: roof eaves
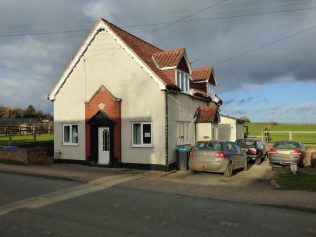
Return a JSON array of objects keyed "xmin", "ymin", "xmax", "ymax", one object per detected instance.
[
  {"xmin": 151, "ymin": 55, "xmax": 177, "ymax": 70},
  {"xmin": 48, "ymin": 20, "xmax": 105, "ymax": 101},
  {"xmin": 101, "ymin": 19, "xmax": 168, "ymax": 90},
  {"xmin": 182, "ymin": 51, "xmax": 192, "ymax": 75}
]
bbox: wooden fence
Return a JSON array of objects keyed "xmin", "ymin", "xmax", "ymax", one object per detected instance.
[
  {"xmin": 0, "ymin": 125, "xmax": 53, "ymax": 136},
  {"xmin": 262, "ymin": 130, "xmax": 316, "ymax": 146}
]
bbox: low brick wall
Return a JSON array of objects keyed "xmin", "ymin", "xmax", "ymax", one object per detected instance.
[{"xmin": 0, "ymin": 147, "xmax": 53, "ymax": 165}]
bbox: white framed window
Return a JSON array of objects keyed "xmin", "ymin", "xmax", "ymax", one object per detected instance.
[
  {"xmin": 132, "ymin": 122, "xmax": 152, "ymax": 147},
  {"xmin": 207, "ymin": 83, "xmax": 215, "ymax": 99},
  {"xmin": 176, "ymin": 70, "xmax": 190, "ymax": 93},
  {"xmin": 63, "ymin": 124, "xmax": 78, "ymax": 145},
  {"xmin": 177, "ymin": 122, "xmax": 190, "ymax": 145}
]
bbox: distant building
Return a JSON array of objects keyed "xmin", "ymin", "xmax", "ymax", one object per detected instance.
[{"xmin": 0, "ymin": 118, "xmax": 39, "ymax": 126}]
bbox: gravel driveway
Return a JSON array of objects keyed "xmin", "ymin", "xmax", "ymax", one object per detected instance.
[{"xmin": 162, "ymin": 159, "xmax": 274, "ymax": 188}]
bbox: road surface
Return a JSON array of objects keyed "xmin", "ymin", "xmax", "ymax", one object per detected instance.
[{"xmin": 0, "ymin": 172, "xmax": 315, "ymax": 237}]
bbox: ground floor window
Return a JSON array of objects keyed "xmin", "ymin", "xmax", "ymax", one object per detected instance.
[
  {"xmin": 132, "ymin": 122, "xmax": 152, "ymax": 147},
  {"xmin": 63, "ymin": 124, "xmax": 78, "ymax": 145},
  {"xmin": 177, "ymin": 122, "xmax": 190, "ymax": 145}
]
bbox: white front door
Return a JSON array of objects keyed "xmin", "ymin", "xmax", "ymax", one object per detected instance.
[{"xmin": 98, "ymin": 127, "xmax": 110, "ymax": 165}]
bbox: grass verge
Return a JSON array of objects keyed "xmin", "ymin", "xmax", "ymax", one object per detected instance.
[
  {"xmin": 275, "ymin": 173, "xmax": 316, "ymax": 191},
  {"xmin": 0, "ymin": 134, "xmax": 53, "ymax": 146}
]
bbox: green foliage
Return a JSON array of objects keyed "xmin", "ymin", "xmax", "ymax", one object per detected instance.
[
  {"xmin": 24, "ymin": 105, "xmax": 37, "ymax": 118},
  {"xmin": 0, "ymin": 104, "xmax": 52, "ymax": 120},
  {"xmin": 240, "ymin": 116, "xmax": 250, "ymax": 123}
]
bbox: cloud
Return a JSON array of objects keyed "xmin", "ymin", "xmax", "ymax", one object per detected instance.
[
  {"xmin": 238, "ymin": 97, "xmax": 253, "ymax": 105},
  {"xmin": 81, "ymin": 0, "xmax": 120, "ymax": 21},
  {"xmin": 278, "ymin": 103, "xmax": 316, "ymax": 114},
  {"xmin": 224, "ymin": 98, "xmax": 234, "ymax": 106},
  {"xmin": 225, "ymin": 106, "xmax": 247, "ymax": 116},
  {"xmin": 0, "ymin": 0, "xmax": 315, "ymax": 119}
]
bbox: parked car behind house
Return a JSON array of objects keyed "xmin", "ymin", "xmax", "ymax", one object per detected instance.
[
  {"xmin": 269, "ymin": 140, "xmax": 305, "ymax": 167},
  {"xmin": 235, "ymin": 138, "xmax": 266, "ymax": 164},
  {"xmin": 189, "ymin": 140, "xmax": 247, "ymax": 177}
]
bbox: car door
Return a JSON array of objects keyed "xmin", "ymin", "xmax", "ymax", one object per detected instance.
[
  {"xmin": 233, "ymin": 143, "xmax": 245, "ymax": 168},
  {"xmin": 224, "ymin": 142, "xmax": 238, "ymax": 169}
]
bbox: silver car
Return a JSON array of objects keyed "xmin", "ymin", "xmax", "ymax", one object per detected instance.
[
  {"xmin": 189, "ymin": 141, "xmax": 248, "ymax": 177},
  {"xmin": 269, "ymin": 140, "xmax": 305, "ymax": 167}
]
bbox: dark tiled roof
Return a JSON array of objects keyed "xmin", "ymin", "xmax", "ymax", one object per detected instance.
[
  {"xmin": 152, "ymin": 48, "xmax": 185, "ymax": 69},
  {"xmin": 192, "ymin": 66, "xmax": 215, "ymax": 85},
  {"xmin": 195, "ymin": 105, "xmax": 219, "ymax": 123},
  {"xmin": 100, "ymin": 19, "xmax": 216, "ymax": 94}
]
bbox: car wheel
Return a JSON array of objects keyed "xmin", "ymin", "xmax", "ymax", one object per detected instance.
[
  {"xmin": 190, "ymin": 169, "xmax": 196, "ymax": 174},
  {"xmin": 255, "ymin": 157, "xmax": 262, "ymax": 165},
  {"xmin": 298, "ymin": 160, "xmax": 304, "ymax": 168},
  {"xmin": 262, "ymin": 154, "xmax": 266, "ymax": 161},
  {"xmin": 224, "ymin": 162, "xmax": 233, "ymax": 177},
  {"xmin": 270, "ymin": 162, "xmax": 276, "ymax": 168},
  {"xmin": 243, "ymin": 160, "xmax": 248, "ymax": 171}
]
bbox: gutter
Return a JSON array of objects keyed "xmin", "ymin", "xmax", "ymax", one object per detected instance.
[{"xmin": 164, "ymin": 90, "xmax": 169, "ymax": 171}]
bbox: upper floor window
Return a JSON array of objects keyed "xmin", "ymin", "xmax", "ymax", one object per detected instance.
[
  {"xmin": 207, "ymin": 83, "xmax": 215, "ymax": 99},
  {"xmin": 176, "ymin": 71, "xmax": 190, "ymax": 93}
]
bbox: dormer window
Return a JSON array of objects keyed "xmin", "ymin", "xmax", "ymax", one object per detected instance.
[
  {"xmin": 176, "ymin": 70, "xmax": 190, "ymax": 93},
  {"xmin": 207, "ymin": 83, "xmax": 215, "ymax": 99}
]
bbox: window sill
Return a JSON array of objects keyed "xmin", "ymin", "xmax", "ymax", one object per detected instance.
[
  {"xmin": 131, "ymin": 145, "xmax": 153, "ymax": 148},
  {"xmin": 177, "ymin": 141, "xmax": 190, "ymax": 146},
  {"xmin": 62, "ymin": 143, "xmax": 79, "ymax": 146}
]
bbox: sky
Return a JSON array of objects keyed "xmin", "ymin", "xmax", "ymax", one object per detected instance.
[{"xmin": 0, "ymin": 0, "xmax": 316, "ymax": 123}]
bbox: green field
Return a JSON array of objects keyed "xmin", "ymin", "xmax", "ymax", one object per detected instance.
[
  {"xmin": 247, "ymin": 123, "xmax": 316, "ymax": 146},
  {"xmin": 0, "ymin": 134, "xmax": 54, "ymax": 146}
]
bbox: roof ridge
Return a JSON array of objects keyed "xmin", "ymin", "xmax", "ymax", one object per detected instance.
[
  {"xmin": 101, "ymin": 18, "xmax": 163, "ymax": 53},
  {"xmin": 155, "ymin": 47, "xmax": 185, "ymax": 53},
  {"xmin": 192, "ymin": 65, "xmax": 213, "ymax": 70}
]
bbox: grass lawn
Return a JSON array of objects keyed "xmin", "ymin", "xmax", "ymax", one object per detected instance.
[
  {"xmin": 275, "ymin": 173, "xmax": 316, "ymax": 191},
  {"xmin": 0, "ymin": 134, "xmax": 53, "ymax": 146},
  {"xmin": 247, "ymin": 122, "xmax": 316, "ymax": 146}
]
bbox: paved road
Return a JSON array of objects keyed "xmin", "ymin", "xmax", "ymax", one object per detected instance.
[
  {"xmin": 0, "ymin": 173, "xmax": 80, "ymax": 206},
  {"xmin": 1, "ymin": 173, "xmax": 316, "ymax": 237}
]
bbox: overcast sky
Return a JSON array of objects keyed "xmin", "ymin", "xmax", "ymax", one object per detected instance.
[{"xmin": 0, "ymin": 0, "xmax": 316, "ymax": 122}]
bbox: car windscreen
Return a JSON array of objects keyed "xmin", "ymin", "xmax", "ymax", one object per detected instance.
[
  {"xmin": 274, "ymin": 141, "xmax": 300, "ymax": 149},
  {"xmin": 195, "ymin": 142, "xmax": 222, "ymax": 151}
]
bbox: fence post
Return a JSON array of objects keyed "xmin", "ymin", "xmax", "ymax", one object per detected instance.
[
  {"xmin": 33, "ymin": 127, "xmax": 36, "ymax": 142},
  {"xmin": 261, "ymin": 131, "xmax": 264, "ymax": 143},
  {"xmin": 289, "ymin": 131, "xmax": 292, "ymax": 141},
  {"xmin": 8, "ymin": 130, "xmax": 12, "ymax": 145}
]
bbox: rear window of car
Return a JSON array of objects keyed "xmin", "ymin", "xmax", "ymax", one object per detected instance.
[
  {"xmin": 236, "ymin": 140, "xmax": 256, "ymax": 147},
  {"xmin": 274, "ymin": 141, "xmax": 300, "ymax": 149},
  {"xmin": 195, "ymin": 142, "xmax": 222, "ymax": 151}
]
